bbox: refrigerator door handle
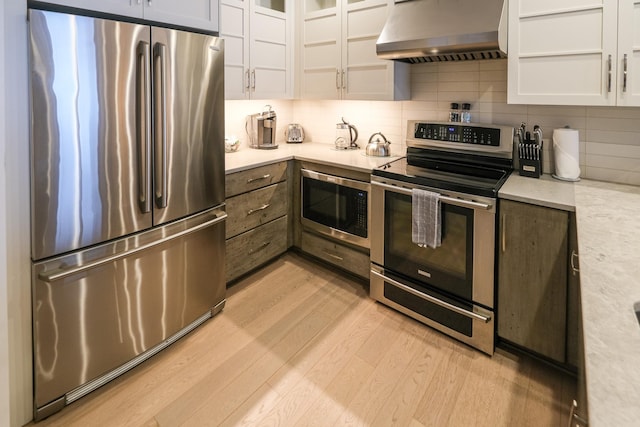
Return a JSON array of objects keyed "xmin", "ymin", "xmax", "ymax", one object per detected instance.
[
  {"xmin": 137, "ymin": 40, "xmax": 152, "ymax": 213},
  {"xmin": 153, "ymin": 42, "xmax": 168, "ymax": 209},
  {"xmin": 38, "ymin": 210, "xmax": 227, "ymax": 283}
]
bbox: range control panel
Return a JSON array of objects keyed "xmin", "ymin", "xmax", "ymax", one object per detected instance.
[{"xmin": 414, "ymin": 123, "xmax": 501, "ymax": 146}]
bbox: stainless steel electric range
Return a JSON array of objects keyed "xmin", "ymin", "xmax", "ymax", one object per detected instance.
[{"xmin": 370, "ymin": 121, "xmax": 514, "ymax": 355}]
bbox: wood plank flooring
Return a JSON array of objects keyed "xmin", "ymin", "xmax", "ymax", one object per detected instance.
[{"xmin": 34, "ymin": 253, "xmax": 576, "ymax": 427}]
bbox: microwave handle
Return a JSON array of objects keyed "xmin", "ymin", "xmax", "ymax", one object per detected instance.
[
  {"xmin": 371, "ymin": 180, "xmax": 492, "ymax": 211},
  {"xmin": 301, "ymin": 168, "xmax": 370, "ymax": 192}
]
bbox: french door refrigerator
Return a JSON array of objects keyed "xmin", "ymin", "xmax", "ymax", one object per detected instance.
[{"xmin": 28, "ymin": 7, "xmax": 226, "ymax": 420}]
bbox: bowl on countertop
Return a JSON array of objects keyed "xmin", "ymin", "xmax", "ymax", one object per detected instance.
[{"xmin": 225, "ymin": 136, "xmax": 240, "ymax": 153}]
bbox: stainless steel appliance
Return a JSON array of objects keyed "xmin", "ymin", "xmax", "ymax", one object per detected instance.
[
  {"xmin": 285, "ymin": 123, "xmax": 305, "ymax": 143},
  {"xmin": 365, "ymin": 132, "xmax": 391, "ymax": 157},
  {"xmin": 335, "ymin": 118, "xmax": 359, "ymax": 149},
  {"xmin": 28, "ymin": 7, "xmax": 226, "ymax": 420},
  {"xmin": 247, "ymin": 105, "xmax": 278, "ymax": 149},
  {"xmin": 377, "ymin": 0, "xmax": 507, "ymax": 63},
  {"xmin": 301, "ymin": 169, "xmax": 370, "ymax": 249},
  {"xmin": 370, "ymin": 121, "xmax": 513, "ymax": 355}
]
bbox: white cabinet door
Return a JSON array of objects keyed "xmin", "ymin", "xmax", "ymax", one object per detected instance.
[
  {"xmin": 37, "ymin": 0, "xmax": 142, "ymax": 18},
  {"xmin": 300, "ymin": 1, "xmax": 342, "ymax": 99},
  {"xmin": 617, "ymin": 0, "xmax": 640, "ymax": 106},
  {"xmin": 508, "ymin": 0, "xmax": 618, "ymax": 106},
  {"xmin": 221, "ymin": 0, "xmax": 292, "ymax": 99},
  {"xmin": 221, "ymin": 0, "xmax": 251, "ymax": 99},
  {"xmin": 143, "ymin": 0, "xmax": 219, "ymax": 32},
  {"xmin": 300, "ymin": 0, "xmax": 409, "ymax": 100}
]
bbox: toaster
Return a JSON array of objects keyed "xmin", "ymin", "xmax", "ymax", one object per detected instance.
[{"xmin": 285, "ymin": 123, "xmax": 305, "ymax": 143}]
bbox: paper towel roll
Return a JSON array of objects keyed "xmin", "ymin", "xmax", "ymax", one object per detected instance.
[{"xmin": 552, "ymin": 128, "xmax": 581, "ymax": 181}]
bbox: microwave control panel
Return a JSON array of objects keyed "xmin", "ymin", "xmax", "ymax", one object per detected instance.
[{"xmin": 414, "ymin": 122, "xmax": 501, "ymax": 147}]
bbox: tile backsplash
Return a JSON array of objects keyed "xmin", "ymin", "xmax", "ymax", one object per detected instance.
[{"xmin": 226, "ymin": 59, "xmax": 640, "ymax": 186}]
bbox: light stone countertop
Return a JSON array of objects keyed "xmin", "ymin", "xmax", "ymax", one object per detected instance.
[
  {"xmin": 225, "ymin": 141, "xmax": 400, "ymax": 174},
  {"xmin": 499, "ymin": 173, "xmax": 576, "ymax": 211},
  {"xmin": 225, "ymin": 146, "xmax": 640, "ymax": 426},
  {"xmin": 573, "ymin": 180, "xmax": 640, "ymax": 427}
]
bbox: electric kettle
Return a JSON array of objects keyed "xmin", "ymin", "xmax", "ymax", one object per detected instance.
[{"xmin": 335, "ymin": 118, "xmax": 358, "ymax": 149}]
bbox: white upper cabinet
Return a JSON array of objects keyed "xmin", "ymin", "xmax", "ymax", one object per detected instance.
[
  {"xmin": 38, "ymin": 0, "xmax": 219, "ymax": 32},
  {"xmin": 220, "ymin": 0, "xmax": 292, "ymax": 99},
  {"xmin": 300, "ymin": 0, "xmax": 409, "ymax": 100},
  {"xmin": 508, "ymin": 0, "xmax": 640, "ymax": 106}
]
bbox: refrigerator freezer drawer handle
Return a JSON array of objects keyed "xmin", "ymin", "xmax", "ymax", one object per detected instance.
[
  {"xmin": 137, "ymin": 41, "xmax": 152, "ymax": 213},
  {"xmin": 154, "ymin": 42, "xmax": 168, "ymax": 209},
  {"xmin": 38, "ymin": 212, "xmax": 227, "ymax": 283}
]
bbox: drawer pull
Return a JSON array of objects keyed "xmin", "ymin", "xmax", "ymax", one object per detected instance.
[
  {"xmin": 247, "ymin": 204, "xmax": 270, "ymax": 216},
  {"xmin": 248, "ymin": 241, "xmax": 270, "ymax": 255},
  {"xmin": 247, "ymin": 174, "xmax": 271, "ymax": 184},
  {"xmin": 571, "ymin": 250, "xmax": 580, "ymax": 275},
  {"xmin": 322, "ymin": 250, "xmax": 344, "ymax": 262}
]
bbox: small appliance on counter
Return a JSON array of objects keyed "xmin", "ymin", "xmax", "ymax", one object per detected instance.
[
  {"xmin": 285, "ymin": 123, "xmax": 305, "ymax": 143},
  {"xmin": 516, "ymin": 122, "xmax": 543, "ymax": 178},
  {"xmin": 365, "ymin": 132, "xmax": 391, "ymax": 157},
  {"xmin": 246, "ymin": 105, "xmax": 278, "ymax": 149},
  {"xmin": 335, "ymin": 117, "xmax": 359, "ymax": 149}
]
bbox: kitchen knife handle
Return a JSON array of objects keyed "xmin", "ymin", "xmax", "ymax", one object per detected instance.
[
  {"xmin": 623, "ymin": 54, "xmax": 628, "ymax": 93},
  {"xmin": 137, "ymin": 41, "xmax": 152, "ymax": 214},
  {"xmin": 154, "ymin": 43, "xmax": 168, "ymax": 209},
  {"xmin": 607, "ymin": 54, "xmax": 612, "ymax": 93}
]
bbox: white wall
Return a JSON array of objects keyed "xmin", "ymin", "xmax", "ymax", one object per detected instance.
[
  {"xmin": 226, "ymin": 59, "xmax": 640, "ymax": 186},
  {"xmin": 1, "ymin": 0, "xmax": 33, "ymax": 426}
]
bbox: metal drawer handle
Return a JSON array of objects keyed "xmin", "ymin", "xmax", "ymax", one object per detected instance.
[
  {"xmin": 38, "ymin": 211, "xmax": 227, "ymax": 283},
  {"xmin": 623, "ymin": 53, "xmax": 628, "ymax": 93},
  {"xmin": 322, "ymin": 250, "xmax": 344, "ymax": 262},
  {"xmin": 571, "ymin": 250, "xmax": 580, "ymax": 275},
  {"xmin": 247, "ymin": 174, "xmax": 271, "ymax": 184},
  {"xmin": 247, "ymin": 204, "xmax": 270, "ymax": 215},
  {"xmin": 607, "ymin": 54, "xmax": 612, "ymax": 93},
  {"xmin": 248, "ymin": 241, "xmax": 270, "ymax": 255},
  {"xmin": 371, "ymin": 269, "xmax": 491, "ymax": 323}
]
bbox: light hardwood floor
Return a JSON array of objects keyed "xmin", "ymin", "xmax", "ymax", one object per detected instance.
[{"xmin": 34, "ymin": 252, "xmax": 576, "ymax": 427}]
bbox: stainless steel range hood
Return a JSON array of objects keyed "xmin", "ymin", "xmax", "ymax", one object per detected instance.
[{"xmin": 376, "ymin": 0, "xmax": 508, "ymax": 63}]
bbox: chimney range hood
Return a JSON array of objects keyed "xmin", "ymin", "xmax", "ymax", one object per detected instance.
[{"xmin": 376, "ymin": 0, "xmax": 508, "ymax": 63}]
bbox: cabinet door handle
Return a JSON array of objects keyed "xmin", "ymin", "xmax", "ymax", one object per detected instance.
[
  {"xmin": 322, "ymin": 250, "xmax": 344, "ymax": 261},
  {"xmin": 248, "ymin": 241, "xmax": 271, "ymax": 255},
  {"xmin": 245, "ymin": 69, "xmax": 250, "ymax": 90},
  {"xmin": 623, "ymin": 54, "xmax": 628, "ymax": 93},
  {"xmin": 247, "ymin": 173, "xmax": 270, "ymax": 184},
  {"xmin": 247, "ymin": 204, "xmax": 270, "ymax": 216},
  {"xmin": 501, "ymin": 214, "xmax": 506, "ymax": 253},
  {"xmin": 342, "ymin": 69, "xmax": 346, "ymax": 89},
  {"xmin": 607, "ymin": 54, "xmax": 612, "ymax": 93},
  {"xmin": 571, "ymin": 250, "xmax": 580, "ymax": 275},
  {"xmin": 251, "ymin": 69, "xmax": 256, "ymax": 90},
  {"xmin": 336, "ymin": 69, "xmax": 340, "ymax": 90}
]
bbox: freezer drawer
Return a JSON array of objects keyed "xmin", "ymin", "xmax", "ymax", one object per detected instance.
[{"xmin": 32, "ymin": 207, "xmax": 226, "ymax": 418}]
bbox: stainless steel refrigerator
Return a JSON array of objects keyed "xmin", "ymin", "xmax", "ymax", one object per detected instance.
[{"xmin": 28, "ymin": 8, "xmax": 226, "ymax": 420}]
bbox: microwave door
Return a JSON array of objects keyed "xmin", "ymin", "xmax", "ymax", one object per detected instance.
[
  {"xmin": 151, "ymin": 27, "xmax": 225, "ymax": 226},
  {"xmin": 29, "ymin": 10, "xmax": 152, "ymax": 260}
]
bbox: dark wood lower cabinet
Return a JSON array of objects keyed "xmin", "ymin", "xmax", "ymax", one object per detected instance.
[{"xmin": 497, "ymin": 199, "xmax": 569, "ymax": 363}]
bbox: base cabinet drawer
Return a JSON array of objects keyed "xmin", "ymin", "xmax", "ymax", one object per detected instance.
[
  {"xmin": 226, "ymin": 216, "xmax": 288, "ymax": 282},
  {"xmin": 226, "ymin": 182, "xmax": 288, "ymax": 239},
  {"xmin": 225, "ymin": 161, "xmax": 287, "ymax": 198},
  {"xmin": 301, "ymin": 231, "xmax": 369, "ymax": 279}
]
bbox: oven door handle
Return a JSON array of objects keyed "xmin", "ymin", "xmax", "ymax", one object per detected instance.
[
  {"xmin": 371, "ymin": 181, "xmax": 492, "ymax": 211},
  {"xmin": 371, "ymin": 270, "xmax": 492, "ymax": 323}
]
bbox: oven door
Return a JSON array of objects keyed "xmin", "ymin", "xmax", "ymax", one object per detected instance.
[
  {"xmin": 301, "ymin": 169, "xmax": 370, "ymax": 248},
  {"xmin": 370, "ymin": 176, "xmax": 496, "ymax": 308}
]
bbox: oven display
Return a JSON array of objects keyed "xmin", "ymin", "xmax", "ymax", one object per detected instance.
[{"xmin": 414, "ymin": 122, "xmax": 500, "ymax": 146}]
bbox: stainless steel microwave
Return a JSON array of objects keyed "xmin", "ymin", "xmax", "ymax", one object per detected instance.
[{"xmin": 301, "ymin": 168, "xmax": 370, "ymax": 249}]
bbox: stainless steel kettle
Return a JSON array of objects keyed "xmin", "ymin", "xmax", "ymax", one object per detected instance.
[
  {"xmin": 335, "ymin": 117, "xmax": 358, "ymax": 149},
  {"xmin": 365, "ymin": 132, "xmax": 391, "ymax": 157}
]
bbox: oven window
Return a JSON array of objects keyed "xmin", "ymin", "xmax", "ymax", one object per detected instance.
[
  {"xmin": 384, "ymin": 191, "xmax": 473, "ymax": 300},
  {"xmin": 302, "ymin": 177, "xmax": 368, "ymax": 238}
]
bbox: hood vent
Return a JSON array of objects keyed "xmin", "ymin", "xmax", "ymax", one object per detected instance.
[{"xmin": 377, "ymin": 0, "xmax": 508, "ymax": 63}]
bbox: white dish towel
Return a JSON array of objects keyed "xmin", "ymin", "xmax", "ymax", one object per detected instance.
[{"xmin": 411, "ymin": 188, "xmax": 441, "ymax": 249}]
